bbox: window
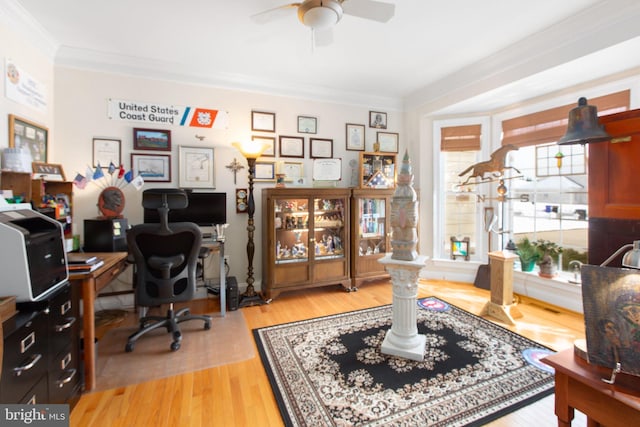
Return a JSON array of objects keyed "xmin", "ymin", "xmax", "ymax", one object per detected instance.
[
  {"xmin": 501, "ymin": 90, "xmax": 629, "ymax": 273},
  {"xmin": 436, "ymin": 121, "xmax": 485, "ymax": 261},
  {"xmin": 434, "ymin": 90, "xmax": 630, "ymax": 271},
  {"xmin": 508, "ymin": 143, "xmax": 589, "ymax": 270}
]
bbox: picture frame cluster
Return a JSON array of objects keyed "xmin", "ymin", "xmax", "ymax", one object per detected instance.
[{"xmin": 246, "ymin": 109, "xmax": 399, "ymax": 186}]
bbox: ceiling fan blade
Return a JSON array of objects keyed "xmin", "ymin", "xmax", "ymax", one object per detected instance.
[
  {"xmin": 251, "ymin": 3, "xmax": 301, "ymax": 24},
  {"xmin": 342, "ymin": 0, "xmax": 395, "ymax": 23},
  {"xmin": 313, "ymin": 27, "xmax": 334, "ymax": 48}
]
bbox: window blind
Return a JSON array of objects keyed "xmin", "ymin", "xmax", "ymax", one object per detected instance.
[
  {"xmin": 441, "ymin": 124, "xmax": 482, "ymax": 151},
  {"xmin": 501, "ymin": 90, "xmax": 630, "ymax": 148}
]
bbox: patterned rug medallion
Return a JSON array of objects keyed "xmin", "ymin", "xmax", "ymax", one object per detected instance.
[{"xmin": 254, "ymin": 297, "xmax": 555, "ymax": 427}]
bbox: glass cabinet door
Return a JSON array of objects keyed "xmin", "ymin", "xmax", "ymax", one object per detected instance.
[
  {"xmin": 357, "ymin": 196, "xmax": 387, "ymax": 257},
  {"xmin": 274, "ymin": 197, "xmax": 310, "ymax": 264},
  {"xmin": 313, "ymin": 197, "xmax": 346, "ymax": 260}
]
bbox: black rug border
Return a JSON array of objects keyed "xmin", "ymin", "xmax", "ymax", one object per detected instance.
[{"xmin": 253, "ymin": 296, "xmax": 556, "ymax": 427}]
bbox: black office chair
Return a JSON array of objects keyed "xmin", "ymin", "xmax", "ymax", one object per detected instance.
[{"xmin": 126, "ymin": 188, "xmax": 211, "ymax": 352}]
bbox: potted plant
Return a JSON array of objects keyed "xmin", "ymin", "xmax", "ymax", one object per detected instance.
[
  {"xmin": 533, "ymin": 239, "xmax": 563, "ymax": 278},
  {"xmin": 515, "ymin": 237, "xmax": 540, "ymax": 272}
]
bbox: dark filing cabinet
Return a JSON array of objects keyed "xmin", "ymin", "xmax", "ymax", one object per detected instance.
[
  {"xmin": 84, "ymin": 218, "xmax": 128, "ymax": 252},
  {"xmin": 1, "ymin": 282, "xmax": 82, "ymax": 406}
]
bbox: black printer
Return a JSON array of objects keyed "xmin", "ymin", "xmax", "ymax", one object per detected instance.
[{"xmin": 0, "ymin": 207, "xmax": 68, "ymax": 301}]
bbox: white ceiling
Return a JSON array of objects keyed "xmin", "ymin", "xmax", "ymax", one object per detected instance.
[{"xmin": 4, "ymin": 0, "xmax": 640, "ymax": 114}]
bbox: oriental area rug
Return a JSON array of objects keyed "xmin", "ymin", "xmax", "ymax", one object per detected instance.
[
  {"xmin": 254, "ymin": 297, "xmax": 555, "ymax": 427},
  {"xmin": 93, "ymin": 309, "xmax": 254, "ymax": 392}
]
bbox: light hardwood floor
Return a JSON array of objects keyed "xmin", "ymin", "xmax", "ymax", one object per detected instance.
[{"xmin": 71, "ymin": 279, "xmax": 587, "ymax": 426}]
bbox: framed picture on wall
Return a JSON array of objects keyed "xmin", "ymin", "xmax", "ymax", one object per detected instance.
[
  {"xmin": 131, "ymin": 153, "xmax": 171, "ymax": 182},
  {"xmin": 279, "ymin": 136, "xmax": 304, "ymax": 158},
  {"xmin": 8, "ymin": 114, "xmax": 48, "ymax": 162},
  {"xmin": 252, "ymin": 135, "xmax": 276, "ymax": 157},
  {"xmin": 93, "ymin": 138, "xmax": 121, "ymax": 167},
  {"xmin": 346, "ymin": 123, "xmax": 365, "ymax": 151},
  {"xmin": 376, "ymin": 132, "xmax": 399, "ymax": 153},
  {"xmin": 310, "ymin": 138, "xmax": 333, "ymax": 158},
  {"xmin": 133, "ymin": 128, "xmax": 171, "ymax": 151},
  {"xmin": 178, "ymin": 145, "xmax": 215, "ymax": 188},
  {"xmin": 251, "ymin": 111, "xmax": 276, "ymax": 132},
  {"xmin": 32, "ymin": 162, "xmax": 65, "ymax": 181},
  {"xmin": 297, "ymin": 116, "xmax": 317, "ymax": 134},
  {"xmin": 255, "ymin": 161, "xmax": 276, "ymax": 181},
  {"xmin": 369, "ymin": 111, "xmax": 387, "ymax": 129}
]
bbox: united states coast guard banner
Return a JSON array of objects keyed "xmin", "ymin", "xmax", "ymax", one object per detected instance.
[{"xmin": 108, "ymin": 98, "xmax": 229, "ymax": 129}]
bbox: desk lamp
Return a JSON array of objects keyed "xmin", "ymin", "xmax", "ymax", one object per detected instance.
[
  {"xmin": 233, "ymin": 140, "xmax": 269, "ymax": 307},
  {"xmin": 600, "ymin": 241, "xmax": 640, "ymax": 269}
]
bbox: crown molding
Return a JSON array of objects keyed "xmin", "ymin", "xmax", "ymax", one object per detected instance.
[
  {"xmin": 404, "ymin": 0, "xmax": 640, "ymax": 112},
  {"xmin": 0, "ymin": 0, "xmax": 57, "ymax": 58}
]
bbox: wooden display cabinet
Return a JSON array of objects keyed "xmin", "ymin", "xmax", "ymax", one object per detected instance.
[
  {"xmin": 262, "ymin": 187, "xmax": 351, "ymax": 299},
  {"xmin": 0, "ymin": 170, "xmax": 32, "ymax": 202},
  {"xmin": 359, "ymin": 152, "xmax": 396, "ymax": 189},
  {"xmin": 31, "ymin": 178, "xmax": 74, "ymax": 238},
  {"xmin": 350, "ymin": 188, "xmax": 393, "ymax": 288}
]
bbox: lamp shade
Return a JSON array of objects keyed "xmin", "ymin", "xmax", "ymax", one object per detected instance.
[
  {"xmin": 622, "ymin": 241, "xmax": 640, "ymax": 269},
  {"xmin": 232, "ymin": 140, "xmax": 269, "ymax": 159}
]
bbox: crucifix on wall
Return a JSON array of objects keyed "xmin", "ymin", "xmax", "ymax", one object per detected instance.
[{"xmin": 226, "ymin": 157, "xmax": 245, "ymax": 184}]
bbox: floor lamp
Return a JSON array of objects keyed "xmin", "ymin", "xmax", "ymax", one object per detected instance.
[{"xmin": 233, "ymin": 140, "xmax": 269, "ymax": 307}]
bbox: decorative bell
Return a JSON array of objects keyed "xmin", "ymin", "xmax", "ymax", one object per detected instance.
[{"xmin": 557, "ymin": 97, "xmax": 611, "ymax": 145}]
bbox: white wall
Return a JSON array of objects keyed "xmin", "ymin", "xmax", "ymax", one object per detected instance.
[
  {"xmin": 0, "ymin": 18, "xmax": 54, "ymax": 157},
  {"xmin": 52, "ymin": 67, "xmax": 405, "ymax": 292}
]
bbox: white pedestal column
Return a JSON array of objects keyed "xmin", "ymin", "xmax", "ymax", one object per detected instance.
[{"xmin": 379, "ymin": 254, "xmax": 428, "ymax": 361}]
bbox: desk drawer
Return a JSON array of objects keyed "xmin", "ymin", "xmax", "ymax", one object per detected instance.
[
  {"xmin": 48, "ymin": 347, "xmax": 80, "ymax": 404},
  {"xmin": 1, "ymin": 312, "xmax": 48, "ymax": 402},
  {"xmin": 48, "ymin": 283, "xmax": 77, "ymax": 357},
  {"xmin": 18, "ymin": 374, "xmax": 48, "ymax": 405},
  {"xmin": 94, "ymin": 259, "xmax": 127, "ymax": 291}
]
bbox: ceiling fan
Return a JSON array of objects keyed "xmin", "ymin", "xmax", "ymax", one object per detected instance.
[{"xmin": 252, "ymin": 0, "xmax": 395, "ymax": 46}]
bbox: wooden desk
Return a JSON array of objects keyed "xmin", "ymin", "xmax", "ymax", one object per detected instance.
[
  {"xmin": 543, "ymin": 348, "xmax": 640, "ymax": 427},
  {"xmin": 69, "ymin": 252, "xmax": 128, "ymax": 392}
]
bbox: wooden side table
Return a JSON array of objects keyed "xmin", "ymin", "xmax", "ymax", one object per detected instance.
[{"xmin": 542, "ymin": 348, "xmax": 640, "ymax": 427}]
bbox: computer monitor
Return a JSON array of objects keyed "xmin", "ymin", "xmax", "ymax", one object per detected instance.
[{"xmin": 143, "ymin": 191, "xmax": 227, "ymax": 226}]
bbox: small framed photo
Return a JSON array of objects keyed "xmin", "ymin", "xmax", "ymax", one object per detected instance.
[
  {"xmin": 369, "ymin": 111, "xmax": 387, "ymax": 129},
  {"xmin": 32, "ymin": 162, "xmax": 65, "ymax": 182},
  {"xmin": 9, "ymin": 114, "xmax": 48, "ymax": 162},
  {"xmin": 278, "ymin": 161, "xmax": 304, "ymax": 182},
  {"xmin": 255, "ymin": 161, "xmax": 276, "ymax": 181},
  {"xmin": 310, "ymin": 138, "xmax": 333, "ymax": 158},
  {"xmin": 346, "ymin": 123, "xmax": 365, "ymax": 151},
  {"xmin": 377, "ymin": 131, "xmax": 399, "ymax": 153},
  {"xmin": 251, "ymin": 135, "xmax": 276, "ymax": 157},
  {"xmin": 93, "ymin": 138, "xmax": 121, "ymax": 167},
  {"xmin": 279, "ymin": 135, "xmax": 304, "ymax": 158},
  {"xmin": 450, "ymin": 236, "xmax": 470, "ymax": 261},
  {"xmin": 179, "ymin": 145, "xmax": 215, "ymax": 189},
  {"xmin": 297, "ymin": 116, "xmax": 317, "ymax": 134},
  {"xmin": 131, "ymin": 153, "xmax": 171, "ymax": 182},
  {"xmin": 251, "ymin": 111, "xmax": 276, "ymax": 132},
  {"xmin": 133, "ymin": 128, "xmax": 171, "ymax": 151}
]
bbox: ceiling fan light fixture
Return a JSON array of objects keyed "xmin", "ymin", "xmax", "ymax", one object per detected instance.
[{"xmin": 298, "ymin": 0, "xmax": 343, "ymax": 30}]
